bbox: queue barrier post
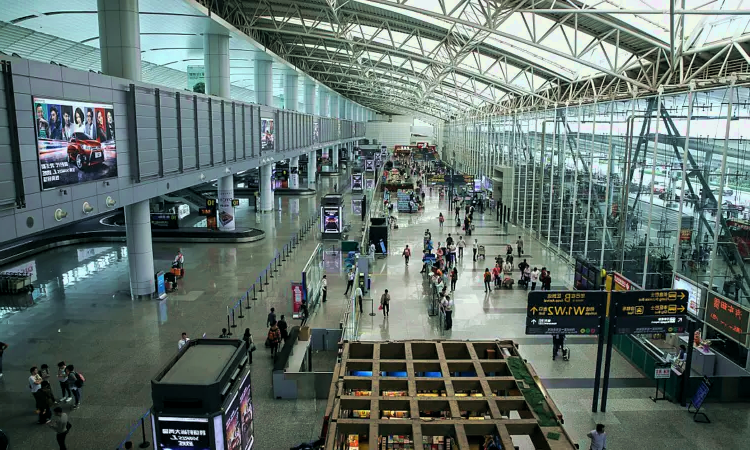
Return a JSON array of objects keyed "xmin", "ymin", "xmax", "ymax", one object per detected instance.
[
  {"xmin": 282, "ymin": 245, "xmax": 287, "ymax": 261},
  {"xmin": 139, "ymin": 415, "xmax": 150, "ymax": 449},
  {"xmin": 265, "ymin": 267, "xmax": 271, "ymax": 283},
  {"xmin": 273, "ymin": 255, "xmax": 279, "ymax": 272},
  {"xmin": 231, "ymin": 303, "xmax": 238, "ymax": 327},
  {"xmin": 226, "ymin": 307, "xmax": 232, "ymax": 336},
  {"xmin": 252, "ymin": 282, "xmax": 258, "ymax": 300}
]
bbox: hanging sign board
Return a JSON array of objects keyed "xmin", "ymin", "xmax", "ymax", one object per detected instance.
[
  {"xmin": 525, "ymin": 291, "xmax": 606, "ymax": 335},
  {"xmin": 614, "ymin": 290, "xmax": 688, "ymax": 334}
]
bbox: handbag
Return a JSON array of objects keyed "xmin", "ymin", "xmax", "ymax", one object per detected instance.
[{"xmin": 378, "ymin": 304, "xmax": 384, "ymax": 310}]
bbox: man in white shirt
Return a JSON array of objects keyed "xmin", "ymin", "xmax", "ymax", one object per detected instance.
[
  {"xmin": 441, "ymin": 295, "xmax": 453, "ymax": 330},
  {"xmin": 472, "ymin": 239, "xmax": 479, "ymax": 261},
  {"xmin": 587, "ymin": 424, "xmax": 606, "ymax": 450},
  {"xmin": 178, "ymin": 332, "xmax": 189, "ymax": 351},
  {"xmin": 344, "ymin": 269, "xmax": 355, "ymax": 296},
  {"xmin": 322, "ymin": 275, "xmax": 328, "ymax": 303},
  {"xmin": 354, "ymin": 286, "xmax": 363, "ymax": 313},
  {"xmin": 457, "ymin": 236, "xmax": 466, "ymax": 258}
]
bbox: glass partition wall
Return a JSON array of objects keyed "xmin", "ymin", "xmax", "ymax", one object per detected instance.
[{"xmin": 448, "ymin": 84, "xmax": 750, "ymax": 309}]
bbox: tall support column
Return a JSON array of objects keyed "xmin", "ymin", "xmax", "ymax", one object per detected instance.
[
  {"xmin": 218, "ymin": 175, "xmax": 235, "ymax": 231},
  {"xmin": 285, "ymin": 71, "xmax": 299, "ymax": 111},
  {"xmin": 290, "ymin": 156, "xmax": 300, "ymax": 189},
  {"xmin": 332, "ymin": 145, "xmax": 339, "ymax": 171},
  {"xmin": 97, "ymin": 0, "xmax": 141, "ymax": 81},
  {"xmin": 260, "ymin": 163, "xmax": 274, "ymax": 211},
  {"xmin": 331, "ymin": 94, "xmax": 340, "ymax": 118},
  {"xmin": 98, "ymin": 0, "xmax": 153, "ymax": 298},
  {"xmin": 308, "ymin": 150, "xmax": 317, "ymax": 188},
  {"xmin": 204, "ymin": 33, "xmax": 230, "ymax": 98},
  {"xmin": 125, "ymin": 200, "xmax": 154, "ymax": 297},
  {"xmin": 254, "ymin": 56, "xmax": 273, "ymax": 106},
  {"xmin": 320, "ymin": 90, "xmax": 330, "ymax": 117},
  {"xmin": 304, "ymin": 82, "xmax": 316, "ymax": 115}
]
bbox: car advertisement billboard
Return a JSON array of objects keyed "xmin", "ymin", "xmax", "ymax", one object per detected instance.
[
  {"xmin": 33, "ymin": 97, "xmax": 118, "ymax": 190},
  {"xmin": 261, "ymin": 117, "xmax": 274, "ymax": 151},
  {"xmin": 351, "ymin": 173, "xmax": 363, "ymax": 191},
  {"xmin": 321, "ymin": 206, "xmax": 341, "ymax": 234}
]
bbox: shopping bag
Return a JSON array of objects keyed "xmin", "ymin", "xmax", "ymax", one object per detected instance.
[{"xmin": 378, "ymin": 304, "xmax": 384, "ymax": 310}]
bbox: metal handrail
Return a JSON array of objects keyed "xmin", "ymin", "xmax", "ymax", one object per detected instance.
[{"xmin": 359, "ymin": 168, "xmax": 385, "ymax": 253}]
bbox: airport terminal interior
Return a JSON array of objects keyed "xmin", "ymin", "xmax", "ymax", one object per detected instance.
[{"xmin": 3, "ymin": 1, "xmax": 750, "ymax": 449}]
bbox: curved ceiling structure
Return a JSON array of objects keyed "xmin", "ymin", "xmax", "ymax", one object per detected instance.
[{"xmin": 205, "ymin": 0, "xmax": 750, "ymax": 119}]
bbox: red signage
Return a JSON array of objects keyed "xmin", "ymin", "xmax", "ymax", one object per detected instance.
[
  {"xmin": 706, "ymin": 293, "xmax": 750, "ymax": 346},
  {"xmin": 613, "ymin": 273, "xmax": 633, "ymax": 291}
]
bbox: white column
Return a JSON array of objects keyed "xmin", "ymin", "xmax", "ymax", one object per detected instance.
[
  {"xmin": 285, "ymin": 71, "xmax": 299, "ymax": 111},
  {"xmin": 304, "ymin": 82, "xmax": 316, "ymax": 115},
  {"xmin": 290, "ymin": 156, "xmax": 300, "ymax": 189},
  {"xmin": 320, "ymin": 90, "xmax": 329, "ymax": 117},
  {"xmin": 254, "ymin": 56, "xmax": 273, "ymax": 106},
  {"xmin": 204, "ymin": 33, "xmax": 231, "ymax": 98},
  {"xmin": 330, "ymin": 94, "xmax": 339, "ymax": 118},
  {"xmin": 260, "ymin": 163, "xmax": 274, "ymax": 211},
  {"xmin": 217, "ymin": 175, "xmax": 235, "ymax": 231},
  {"xmin": 308, "ymin": 151, "xmax": 317, "ymax": 188},
  {"xmin": 332, "ymin": 145, "xmax": 339, "ymax": 170},
  {"xmin": 124, "ymin": 200, "xmax": 154, "ymax": 297},
  {"xmin": 97, "ymin": 0, "xmax": 141, "ymax": 81}
]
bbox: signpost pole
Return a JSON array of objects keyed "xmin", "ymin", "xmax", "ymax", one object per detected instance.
[
  {"xmin": 591, "ymin": 310, "xmax": 607, "ymax": 412},
  {"xmin": 681, "ymin": 318, "xmax": 696, "ymax": 406},
  {"xmin": 600, "ymin": 297, "xmax": 617, "ymax": 412}
]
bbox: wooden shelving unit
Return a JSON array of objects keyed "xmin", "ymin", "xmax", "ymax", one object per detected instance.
[{"xmin": 323, "ymin": 340, "xmax": 577, "ymax": 450}]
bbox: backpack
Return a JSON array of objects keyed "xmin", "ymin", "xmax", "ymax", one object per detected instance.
[
  {"xmin": 484, "ymin": 272, "xmax": 491, "ymax": 282},
  {"xmin": 74, "ymin": 372, "xmax": 85, "ymax": 388}
]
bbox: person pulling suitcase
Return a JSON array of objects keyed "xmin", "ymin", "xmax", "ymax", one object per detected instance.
[{"xmin": 552, "ymin": 334, "xmax": 566, "ymax": 360}]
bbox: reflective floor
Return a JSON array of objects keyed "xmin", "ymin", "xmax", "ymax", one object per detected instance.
[{"xmin": 2, "ymin": 174, "xmax": 750, "ymax": 450}]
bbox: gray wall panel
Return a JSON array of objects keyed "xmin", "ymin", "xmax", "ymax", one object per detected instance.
[{"xmin": 0, "ymin": 55, "xmax": 367, "ymax": 244}]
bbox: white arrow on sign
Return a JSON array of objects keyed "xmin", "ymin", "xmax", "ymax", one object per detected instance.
[{"xmin": 531, "ymin": 319, "xmax": 537, "ymax": 324}]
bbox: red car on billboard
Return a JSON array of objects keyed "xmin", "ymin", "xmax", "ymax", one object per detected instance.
[{"xmin": 67, "ymin": 132, "xmax": 104, "ymax": 169}]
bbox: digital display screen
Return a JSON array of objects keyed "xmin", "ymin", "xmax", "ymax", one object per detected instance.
[
  {"xmin": 365, "ymin": 179, "xmax": 375, "ymax": 190},
  {"xmin": 321, "ymin": 207, "xmax": 341, "ymax": 234},
  {"xmin": 239, "ymin": 371, "xmax": 254, "ymax": 450},
  {"xmin": 156, "ymin": 416, "xmax": 211, "ymax": 450},
  {"xmin": 351, "ymin": 173, "xmax": 363, "ymax": 190},
  {"xmin": 673, "ymin": 274, "xmax": 703, "ymax": 317},
  {"xmin": 33, "ymin": 97, "xmax": 118, "ymax": 190},
  {"xmin": 706, "ymin": 293, "xmax": 749, "ymax": 346},
  {"xmin": 225, "ymin": 393, "xmax": 241, "ymax": 450},
  {"xmin": 261, "ymin": 117, "xmax": 274, "ymax": 151},
  {"xmin": 365, "ymin": 159, "xmax": 375, "ymax": 171}
]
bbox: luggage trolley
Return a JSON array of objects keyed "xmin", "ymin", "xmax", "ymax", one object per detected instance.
[
  {"xmin": 476, "ymin": 245, "xmax": 486, "ymax": 260},
  {"xmin": 0, "ymin": 272, "xmax": 34, "ymax": 295}
]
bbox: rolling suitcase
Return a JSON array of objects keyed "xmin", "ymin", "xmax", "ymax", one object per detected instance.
[{"xmin": 562, "ymin": 347, "xmax": 570, "ymax": 361}]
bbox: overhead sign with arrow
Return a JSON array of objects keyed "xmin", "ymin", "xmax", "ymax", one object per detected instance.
[
  {"xmin": 525, "ymin": 291, "xmax": 606, "ymax": 335},
  {"xmin": 614, "ymin": 289, "xmax": 688, "ymax": 334}
]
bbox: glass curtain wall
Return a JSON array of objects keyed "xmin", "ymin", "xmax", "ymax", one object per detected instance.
[{"xmin": 447, "ymin": 84, "xmax": 750, "ymax": 309}]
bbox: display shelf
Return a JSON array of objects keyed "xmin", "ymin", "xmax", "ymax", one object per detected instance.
[{"xmin": 323, "ymin": 340, "xmax": 577, "ymax": 450}]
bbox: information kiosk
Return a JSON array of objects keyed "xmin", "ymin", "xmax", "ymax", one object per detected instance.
[{"xmin": 150, "ymin": 339, "xmax": 254, "ymax": 450}]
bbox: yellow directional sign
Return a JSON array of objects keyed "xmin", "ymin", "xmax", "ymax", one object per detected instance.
[
  {"xmin": 526, "ymin": 291, "xmax": 606, "ymax": 335},
  {"xmin": 614, "ymin": 289, "xmax": 689, "ymax": 335}
]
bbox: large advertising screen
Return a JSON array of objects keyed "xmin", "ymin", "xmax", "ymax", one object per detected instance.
[
  {"xmin": 260, "ymin": 117, "xmax": 274, "ymax": 151},
  {"xmin": 365, "ymin": 159, "xmax": 375, "ymax": 172},
  {"xmin": 673, "ymin": 274, "xmax": 703, "ymax": 317},
  {"xmin": 351, "ymin": 173, "xmax": 363, "ymax": 191},
  {"xmin": 156, "ymin": 416, "xmax": 211, "ymax": 450},
  {"xmin": 34, "ymin": 97, "xmax": 118, "ymax": 190},
  {"xmin": 225, "ymin": 393, "xmax": 241, "ymax": 450},
  {"xmin": 321, "ymin": 206, "xmax": 341, "ymax": 234},
  {"xmin": 239, "ymin": 371, "xmax": 254, "ymax": 450}
]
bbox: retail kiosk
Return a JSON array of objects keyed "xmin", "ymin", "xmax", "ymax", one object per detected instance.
[
  {"xmin": 150, "ymin": 339, "xmax": 254, "ymax": 450},
  {"xmin": 323, "ymin": 340, "xmax": 576, "ymax": 450}
]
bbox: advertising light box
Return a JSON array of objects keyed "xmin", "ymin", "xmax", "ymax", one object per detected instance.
[
  {"xmin": 225, "ymin": 393, "xmax": 241, "ymax": 450},
  {"xmin": 156, "ymin": 416, "xmax": 211, "ymax": 450},
  {"xmin": 238, "ymin": 372, "xmax": 254, "ymax": 450},
  {"xmin": 33, "ymin": 97, "xmax": 118, "ymax": 190},
  {"xmin": 261, "ymin": 117, "xmax": 274, "ymax": 151},
  {"xmin": 673, "ymin": 274, "xmax": 703, "ymax": 317},
  {"xmin": 321, "ymin": 207, "xmax": 342, "ymax": 234}
]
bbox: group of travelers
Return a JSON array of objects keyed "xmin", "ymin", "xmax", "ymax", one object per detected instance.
[{"xmin": 25, "ymin": 362, "xmax": 81, "ymax": 448}]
